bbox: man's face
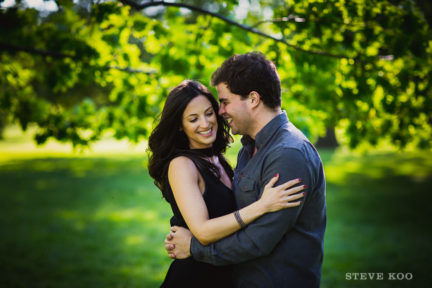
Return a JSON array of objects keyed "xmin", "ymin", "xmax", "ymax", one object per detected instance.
[{"xmin": 216, "ymin": 83, "xmax": 251, "ymax": 136}]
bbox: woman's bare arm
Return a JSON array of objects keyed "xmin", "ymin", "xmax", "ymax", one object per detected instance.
[{"xmin": 168, "ymin": 156, "xmax": 305, "ymax": 245}]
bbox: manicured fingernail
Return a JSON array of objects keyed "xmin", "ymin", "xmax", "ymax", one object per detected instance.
[
  {"xmin": 298, "ymin": 178, "xmax": 302, "ymax": 181},
  {"xmin": 303, "ymin": 185, "xmax": 307, "ymax": 188},
  {"xmin": 274, "ymin": 173, "xmax": 279, "ymax": 177},
  {"xmin": 302, "ymin": 192, "xmax": 306, "ymax": 195}
]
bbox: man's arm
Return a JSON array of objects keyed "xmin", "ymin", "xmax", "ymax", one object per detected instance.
[{"xmin": 190, "ymin": 147, "xmax": 312, "ymax": 265}]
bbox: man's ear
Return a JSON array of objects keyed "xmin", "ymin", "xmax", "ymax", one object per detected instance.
[{"xmin": 248, "ymin": 91, "xmax": 261, "ymax": 108}]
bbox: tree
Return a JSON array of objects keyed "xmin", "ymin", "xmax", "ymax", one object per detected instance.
[{"xmin": 0, "ymin": 0, "xmax": 430, "ymax": 149}]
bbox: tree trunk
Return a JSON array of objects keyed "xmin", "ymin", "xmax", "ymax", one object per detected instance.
[
  {"xmin": 0, "ymin": 112, "xmax": 6, "ymax": 140},
  {"xmin": 315, "ymin": 127, "xmax": 338, "ymax": 149}
]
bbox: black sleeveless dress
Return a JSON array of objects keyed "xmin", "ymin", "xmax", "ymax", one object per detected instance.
[{"xmin": 160, "ymin": 154, "xmax": 236, "ymax": 288}]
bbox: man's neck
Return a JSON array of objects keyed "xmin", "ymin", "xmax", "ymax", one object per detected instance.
[{"xmin": 249, "ymin": 107, "xmax": 282, "ymax": 140}]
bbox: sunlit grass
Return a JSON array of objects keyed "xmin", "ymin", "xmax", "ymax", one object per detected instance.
[
  {"xmin": 0, "ymin": 155, "xmax": 173, "ymax": 287},
  {"xmin": 1, "ymin": 126, "xmax": 431, "ymax": 287},
  {"xmin": 0, "ymin": 124, "xmax": 148, "ymax": 161}
]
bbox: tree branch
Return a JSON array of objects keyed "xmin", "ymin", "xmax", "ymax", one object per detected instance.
[
  {"xmin": 250, "ymin": 17, "xmax": 394, "ymax": 61},
  {"xmin": 0, "ymin": 42, "xmax": 156, "ymax": 74},
  {"xmin": 105, "ymin": 65, "xmax": 157, "ymax": 74},
  {"xmin": 251, "ymin": 15, "xmax": 306, "ymax": 28},
  {"xmin": 251, "ymin": 15, "xmax": 367, "ymax": 29},
  {"xmin": 0, "ymin": 42, "xmax": 74, "ymax": 59},
  {"xmin": 119, "ymin": 0, "xmax": 358, "ymax": 61}
]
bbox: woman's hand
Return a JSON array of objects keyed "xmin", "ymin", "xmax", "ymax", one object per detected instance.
[
  {"xmin": 165, "ymin": 226, "xmax": 193, "ymax": 259},
  {"xmin": 259, "ymin": 174, "xmax": 306, "ymax": 213}
]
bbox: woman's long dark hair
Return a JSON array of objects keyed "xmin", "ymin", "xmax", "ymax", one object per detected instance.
[{"xmin": 147, "ymin": 80, "xmax": 233, "ymax": 199}]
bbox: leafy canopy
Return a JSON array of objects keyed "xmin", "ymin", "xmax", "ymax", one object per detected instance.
[{"xmin": 0, "ymin": 0, "xmax": 430, "ymax": 149}]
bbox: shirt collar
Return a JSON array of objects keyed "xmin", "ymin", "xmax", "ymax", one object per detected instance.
[{"xmin": 241, "ymin": 111, "xmax": 289, "ymax": 150}]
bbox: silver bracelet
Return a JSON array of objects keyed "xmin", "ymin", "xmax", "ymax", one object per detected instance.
[{"xmin": 234, "ymin": 210, "xmax": 246, "ymax": 228}]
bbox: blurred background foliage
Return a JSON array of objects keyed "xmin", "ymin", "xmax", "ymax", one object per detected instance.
[{"xmin": 0, "ymin": 0, "xmax": 430, "ymax": 149}]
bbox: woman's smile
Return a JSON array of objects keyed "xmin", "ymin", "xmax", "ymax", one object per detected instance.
[
  {"xmin": 197, "ymin": 128, "xmax": 214, "ymax": 137},
  {"xmin": 182, "ymin": 95, "xmax": 218, "ymax": 149}
]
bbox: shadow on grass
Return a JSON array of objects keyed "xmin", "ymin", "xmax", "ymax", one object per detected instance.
[{"xmin": 0, "ymin": 157, "xmax": 172, "ymax": 288}]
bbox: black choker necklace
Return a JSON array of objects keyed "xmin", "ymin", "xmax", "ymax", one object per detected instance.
[{"xmin": 191, "ymin": 147, "xmax": 216, "ymax": 157}]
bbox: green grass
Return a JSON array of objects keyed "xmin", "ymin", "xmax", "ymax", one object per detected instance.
[
  {"xmin": 1, "ymin": 129, "xmax": 431, "ymax": 287},
  {"xmin": 320, "ymin": 150, "xmax": 432, "ymax": 288},
  {"xmin": 0, "ymin": 156, "xmax": 172, "ymax": 287}
]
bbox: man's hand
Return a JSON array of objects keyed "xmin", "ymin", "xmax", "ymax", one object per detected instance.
[{"xmin": 164, "ymin": 226, "xmax": 193, "ymax": 259}]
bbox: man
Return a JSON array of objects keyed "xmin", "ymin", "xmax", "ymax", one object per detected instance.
[{"xmin": 166, "ymin": 52, "xmax": 326, "ymax": 287}]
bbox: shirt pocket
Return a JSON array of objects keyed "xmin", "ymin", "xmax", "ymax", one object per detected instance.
[{"xmin": 237, "ymin": 174, "xmax": 258, "ymax": 204}]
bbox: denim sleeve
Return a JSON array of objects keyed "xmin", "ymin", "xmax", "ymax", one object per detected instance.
[{"xmin": 190, "ymin": 147, "xmax": 312, "ymax": 265}]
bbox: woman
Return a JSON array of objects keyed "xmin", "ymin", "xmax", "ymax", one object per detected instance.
[{"xmin": 147, "ymin": 80, "xmax": 305, "ymax": 288}]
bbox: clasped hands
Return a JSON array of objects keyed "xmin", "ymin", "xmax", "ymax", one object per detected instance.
[{"xmin": 164, "ymin": 226, "xmax": 193, "ymax": 259}]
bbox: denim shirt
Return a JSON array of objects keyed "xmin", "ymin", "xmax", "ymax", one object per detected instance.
[{"xmin": 190, "ymin": 111, "xmax": 327, "ymax": 288}]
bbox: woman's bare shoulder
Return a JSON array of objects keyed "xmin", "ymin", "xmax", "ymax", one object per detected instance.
[{"xmin": 168, "ymin": 156, "xmax": 198, "ymax": 175}]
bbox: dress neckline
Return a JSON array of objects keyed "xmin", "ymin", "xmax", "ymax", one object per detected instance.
[{"xmin": 191, "ymin": 147, "xmax": 216, "ymax": 157}]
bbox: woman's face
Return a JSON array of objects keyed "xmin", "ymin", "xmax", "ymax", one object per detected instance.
[{"xmin": 182, "ymin": 95, "xmax": 218, "ymax": 149}]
